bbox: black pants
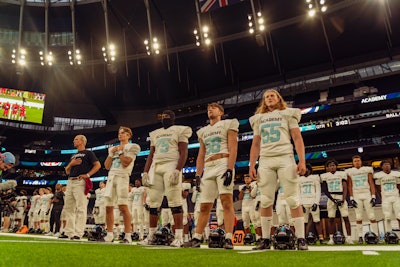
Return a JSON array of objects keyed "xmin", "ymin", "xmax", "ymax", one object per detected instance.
[{"xmin": 49, "ymin": 206, "xmax": 63, "ymax": 233}]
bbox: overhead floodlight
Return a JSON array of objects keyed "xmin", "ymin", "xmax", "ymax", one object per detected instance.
[
  {"xmin": 306, "ymin": 0, "xmax": 328, "ymax": 16},
  {"xmin": 102, "ymin": 43, "xmax": 116, "ymax": 62},
  {"xmin": 12, "ymin": 48, "xmax": 27, "ymax": 66},
  {"xmin": 68, "ymin": 49, "xmax": 82, "ymax": 65}
]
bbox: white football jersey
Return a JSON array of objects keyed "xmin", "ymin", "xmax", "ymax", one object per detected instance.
[
  {"xmin": 95, "ymin": 188, "xmax": 106, "ymax": 206},
  {"xmin": 15, "ymin": 195, "xmax": 27, "ymax": 208},
  {"xmin": 298, "ymin": 174, "xmax": 321, "ymax": 205},
  {"xmin": 150, "ymin": 125, "xmax": 192, "ymax": 163},
  {"xmin": 196, "ymin": 119, "xmax": 239, "ymax": 161},
  {"xmin": 239, "ymin": 183, "xmax": 254, "ymax": 206},
  {"xmin": 40, "ymin": 193, "xmax": 53, "ymax": 211},
  {"xmin": 131, "ymin": 186, "xmax": 146, "ymax": 206},
  {"xmin": 320, "ymin": 171, "xmax": 347, "ymax": 194},
  {"xmin": 249, "ymin": 108, "xmax": 301, "ymax": 157},
  {"xmin": 374, "ymin": 170, "xmax": 400, "ymax": 198},
  {"xmin": 345, "ymin": 166, "xmax": 373, "ymax": 194},
  {"xmin": 108, "ymin": 143, "xmax": 141, "ymax": 175}
]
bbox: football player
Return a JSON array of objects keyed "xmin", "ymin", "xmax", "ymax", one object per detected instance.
[
  {"xmin": 374, "ymin": 160, "xmax": 400, "ymax": 232},
  {"xmin": 249, "ymin": 89, "xmax": 308, "ymax": 250},
  {"xmin": 250, "ymin": 181, "xmax": 262, "ymax": 242},
  {"xmin": 103, "ymin": 126, "xmax": 141, "ymax": 244},
  {"xmin": 184, "ymin": 103, "xmax": 239, "ymax": 249},
  {"xmin": 182, "ymin": 182, "xmax": 191, "ymax": 242},
  {"xmin": 321, "ymin": 159, "xmax": 352, "ymax": 244},
  {"xmin": 94, "ymin": 181, "xmax": 106, "ymax": 226},
  {"xmin": 141, "ymin": 110, "xmax": 192, "ymax": 247},
  {"xmin": 191, "ymin": 185, "xmax": 210, "ymax": 241},
  {"xmin": 239, "ymin": 175, "xmax": 255, "ymax": 237},
  {"xmin": 129, "ymin": 179, "xmax": 146, "ymax": 240},
  {"xmin": 299, "ymin": 164, "xmax": 324, "ymax": 244},
  {"xmin": 346, "ymin": 155, "xmax": 377, "ymax": 244}
]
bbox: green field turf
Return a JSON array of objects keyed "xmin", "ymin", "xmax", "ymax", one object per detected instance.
[{"xmin": 1, "ymin": 234, "xmax": 400, "ymax": 267}]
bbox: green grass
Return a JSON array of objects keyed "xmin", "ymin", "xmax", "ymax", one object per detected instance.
[{"xmin": 1, "ymin": 235, "xmax": 400, "ymax": 267}]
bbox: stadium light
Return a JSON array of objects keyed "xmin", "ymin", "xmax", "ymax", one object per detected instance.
[
  {"xmin": 102, "ymin": 44, "xmax": 116, "ymax": 63},
  {"xmin": 11, "ymin": 48, "xmax": 27, "ymax": 66},
  {"xmin": 193, "ymin": 25, "xmax": 212, "ymax": 47},
  {"xmin": 144, "ymin": 37, "xmax": 160, "ymax": 55},
  {"xmin": 306, "ymin": 0, "xmax": 327, "ymax": 17},
  {"xmin": 39, "ymin": 50, "xmax": 54, "ymax": 66},
  {"xmin": 68, "ymin": 49, "xmax": 82, "ymax": 65}
]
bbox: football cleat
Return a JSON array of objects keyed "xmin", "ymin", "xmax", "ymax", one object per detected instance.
[
  {"xmin": 252, "ymin": 238, "xmax": 270, "ymax": 250},
  {"xmin": 358, "ymin": 237, "xmax": 364, "ymax": 244},
  {"xmin": 120, "ymin": 238, "xmax": 132, "ymax": 244},
  {"xmin": 170, "ymin": 239, "xmax": 183, "ymax": 247},
  {"xmin": 182, "ymin": 238, "xmax": 202, "ymax": 248},
  {"xmin": 327, "ymin": 239, "xmax": 335, "ymax": 245},
  {"xmin": 104, "ymin": 233, "xmax": 114, "ymax": 243},
  {"xmin": 297, "ymin": 238, "xmax": 308, "ymax": 250},
  {"xmin": 223, "ymin": 238, "xmax": 234, "ymax": 249}
]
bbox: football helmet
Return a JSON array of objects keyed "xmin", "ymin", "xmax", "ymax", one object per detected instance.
[
  {"xmin": 208, "ymin": 228, "xmax": 226, "ymax": 248},
  {"xmin": 131, "ymin": 232, "xmax": 140, "ymax": 241},
  {"xmin": 306, "ymin": 232, "xmax": 317, "ymax": 245},
  {"xmin": 333, "ymin": 231, "xmax": 346, "ymax": 245},
  {"xmin": 244, "ymin": 233, "xmax": 254, "ymax": 245},
  {"xmin": 87, "ymin": 225, "xmax": 106, "ymax": 241},
  {"xmin": 154, "ymin": 227, "xmax": 174, "ymax": 245},
  {"xmin": 384, "ymin": 231, "xmax": 399, "ymax": 244},
  {"xmin": 364, "ymin": 231, "xmax": 379, "ymax": 244},
  {"xmin": 273, "ymin": 225, "xmax": 297, "ymax": 250}
]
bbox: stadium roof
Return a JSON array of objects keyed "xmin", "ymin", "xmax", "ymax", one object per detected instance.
[{"xmin": 0, "ymin": 0, "xmax": 399, "ymax": 126}]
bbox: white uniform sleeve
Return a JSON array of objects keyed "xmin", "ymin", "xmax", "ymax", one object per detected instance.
[
  {"xmin": 178, "ymin": 126, "xmax": 192, "ymax": 143},
  {"xmin": 249, "ymin": 114, "xmax": 260, "ymax": 136}
]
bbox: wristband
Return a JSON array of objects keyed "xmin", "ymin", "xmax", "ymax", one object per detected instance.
[{"xmin": 350, "ymin": 196, "xmax": 354, "ymax": 200}]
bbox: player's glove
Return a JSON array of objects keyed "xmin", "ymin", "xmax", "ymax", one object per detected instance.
[
  {"xmin": 45, "ymin": 209, "xmax": 50, "ymax": 215},
  {"xmin": 195, "ymin": 175, "xmax": 201, "ymax": 192},
  {"xmin": 38, "ymin": 209, "xmax": 41, "ymax": 215},
  {"xmin": 144, "ymin": 204, "xmax": 150, "ymax": 211},
  {"xmin": 221, "ymin": 169, "xmax": 233, "ymax": 186},
  {"xmin": 168, "ymin": 169, "xmax": 181, "ymax": 186},
  {"xmin": 142, "ymin": 172, "xmax": 150, "ymax": 187},
  {"xmin": 370, "ymin": 197, "xmax": 376, "ymax": 207},
  {"xmin": 350, "ymin": 199, "xmax": 358, "ymax": 208},
  {"xmin": 311, "ymin": 203, "xmax": 318, "ymax": 212},
  {"xmin": 302, "ymin": 206, "xmax": 306, "ymax": 213},
  {"xmin": 336, "ymin": 199, "xmax": 344, "ymax": 207},
  {"xmin": 255, "ymin": 201, "xmax": 260, "ymax": 211}
]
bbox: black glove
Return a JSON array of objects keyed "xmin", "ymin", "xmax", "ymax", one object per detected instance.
[
  {"xmin": 144, "ymin": 204, "xmax": 150, "ymax": 211},
  {"xmin": 221, "ymin": 169, "xmax": 233, "ymax": 187},
  {"xmin": 370, "ymin": 198, "xmax": 376, "ymax": 207},
  {"xmin": 45, "ymin": 209, "xmax": 50, "ymax": 215},
  {"xmin": 195, "ymin": 175, "xmax": 201, "ymax": 192},
  {"xmin": 351, "ymin": 199, "xmax": 358, "ymax": 208},
  {"xmin": 302, "ymin": 206, "xmax": 306, "ymax": 213},
  {"xmin": 255, "ymin": 201, "xmax": 260, "ymax": 211},
  {"xmin": 38, "ymin": 209, "xmax": 41, "ymax": 215},
  {"xmin": 311, "ymin": 203, "xmax": 318, "ymax": 212}
]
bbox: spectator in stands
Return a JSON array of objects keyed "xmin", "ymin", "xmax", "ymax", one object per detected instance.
[
  {"xmin": 248, "ymin": 89, "xmax": 307, "ymax": 250},
  {"xmin": 59, "ymin": 135, "xmax": 101, "ymax": 240}
]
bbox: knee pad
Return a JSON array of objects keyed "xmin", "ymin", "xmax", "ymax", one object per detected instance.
[
  {"xmin": 260, "ymin": 195, "xmax": 274, "ymax": 208},
  {"xmin": 149, "ymin": 208, "xmax": 159, "ymax": 216},
  {"xmin": 170, "ymin": 206, "xmax": 183, "ymax": 214},
  {"xmin": 285, "ymin": 197, "xmax": 299, "ymax": 209}
]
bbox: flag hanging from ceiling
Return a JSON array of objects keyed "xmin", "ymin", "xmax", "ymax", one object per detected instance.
[{"xmin": 199, "ymin": 0, "xmax": 244, "ymax": 13}]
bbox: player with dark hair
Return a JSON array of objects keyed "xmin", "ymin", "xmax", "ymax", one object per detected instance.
[
  {"xmin": 103, "ymin": 126, "xmax": 141, "ymax": 244},
  {"xmin": 321, "ymin": 159, "xmax": 353, "ymax": 244},
  {"xmin": 299, "ymin": 163, "xmax": 324, "ymax": 244},
  {"xmin": 248, "ymin": 89, "xmax": 307, "ymax": 250},
  {"xmin": 346, "ymin": 155, "xmax": 377, "ymax": 244},
  {"xmin": 184, "ymin": 102, "xmax": 239, "ymax": 249},
  {"xmin": 374, "ymin": 160, "xmax": 400, "ymax": 232},
  {"xmin": 141, "ymin": 110, "xmax": 192, "ymax": 247}
]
